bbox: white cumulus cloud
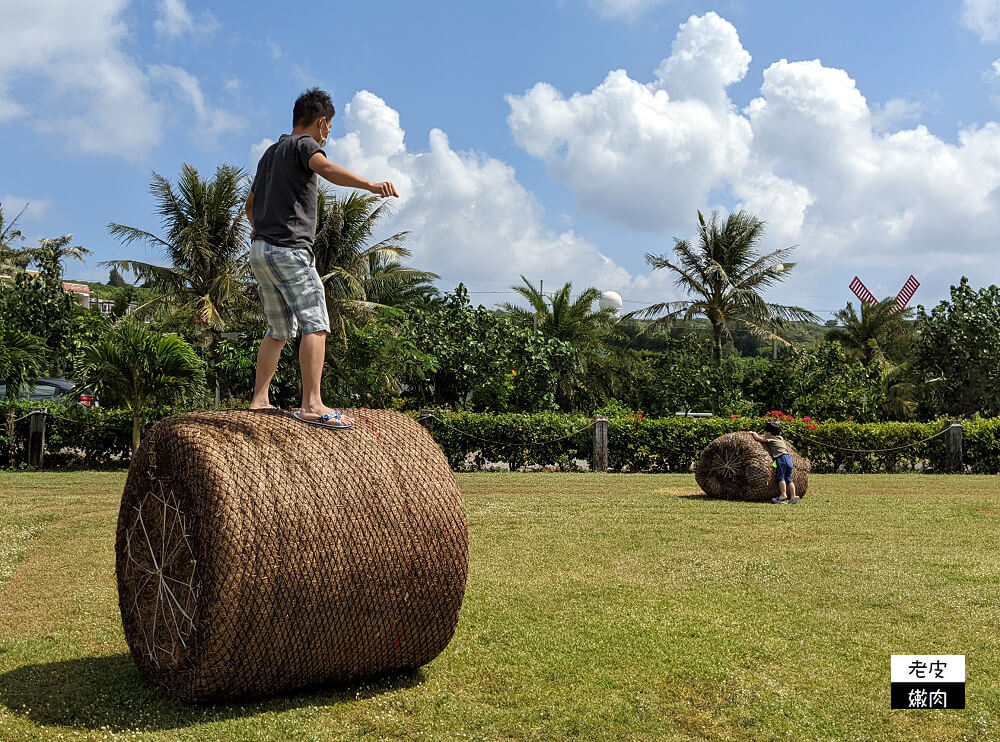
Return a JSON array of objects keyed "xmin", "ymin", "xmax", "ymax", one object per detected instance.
[
  {"xmin": 584, "ymin": 0, "xmax": 668, "ymax": 19},
  {"xmin": 962, "ymin": 0, "xmax": 1000, "ymax": 42},
  {"xmin": 0, "ymin": 195, "xmax": 52, "ymax": 225},
  {"xmin": 322, "ymin": 91, "xmax": 656, "ymax": 297},
  {"xmin": 655, "ymin": 11, "xmax": 751, "ymax": 107},
  {"xmin": 249, "ymin": 138, "xmax": 275, "ymax": 170},
  {"xmin": 154, "ymin": 0, "xmax": 218, "ymax": 40},
  {"xmin": 155, "ymin": 0, "xmax": 193, "ymax": 38},
  {"xmin": 0, "ymin": 0, "xmax": 229, "ymax": 159},
  {"xmin": 0, "ymin": 0, "xmax": 164, "ymax": 159},
  {"xmin": 506, "ymin": 11, "xmax": 1000, "ymax": 309},
  {"xmin": 743, "ymin": 58, "xmax": 1000, "ymax": 271},
  {"xmin": 149, "ymin": 64, "xmax": 245, "ymax": 142},
  {"xmin": 507, "ymin": 12, "xmax": 753, "ymax": 233}
]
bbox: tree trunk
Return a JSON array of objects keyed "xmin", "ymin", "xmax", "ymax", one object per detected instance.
[
  {"xmin": 132, "ymin": 412, "xmax": 141, "ymax": 454},
  {"xmin": 712, "ymin": 322, "xmax": 723, "ymax": 364}
]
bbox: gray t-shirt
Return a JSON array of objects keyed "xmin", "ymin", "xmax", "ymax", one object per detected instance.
[
  {"xmin": 250, "ymin": 134, "xmax": 325, "ymax": 250},
  {"xmin": 762, "ymin": 434, "xmax": 790, "ymax": 459}
]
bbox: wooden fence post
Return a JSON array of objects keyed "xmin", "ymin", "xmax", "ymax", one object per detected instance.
[
  {"xmin": 593, "ymin": 416, "xmax": 609, "ymax": 473},
  {"xmin": 419, "ymin": 408, "xmax": 435, "ymax": 435},
  {"xmin": 27, "ymin": 408, "xmax": 46, "ymax": 468},
  {"xmin": 945, "ymin": 421, "xmax": 963, "ymax": 473},
  {"xmin": 5, "ymin": 409, "xmax": 15, "ymax": 468}
]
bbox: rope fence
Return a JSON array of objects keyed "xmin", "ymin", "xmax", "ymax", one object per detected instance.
[
  {"xmin": 796, "ymin": 426, "xmax": 952, "ymax": 454},
  {"xmin": 42, "ymin": 412, "xmax": 89, "ymax": 425},
  {"xmin": 419, "ymin": 413, "xmax": 983, "ymax": 473},
  {"xmin": 423, "ymin": 413, "xmax": 595, "ymax": 448},
  {"xmin": 3, "ymin": 407, "xmax": 997, "ymax": 473}
]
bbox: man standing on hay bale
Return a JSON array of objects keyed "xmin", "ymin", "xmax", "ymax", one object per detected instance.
[
  {"xmin": 245, "ymin": 88, "xmax": 399, "ymax": 429},
  {"xmin": 751, "ymin": 420, "xmax": 800, "ymax": 504}
]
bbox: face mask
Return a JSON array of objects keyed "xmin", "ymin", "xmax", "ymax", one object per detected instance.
[{"xmin": 317, "ymin": 120, "xmax": 330, "ymax": 147}]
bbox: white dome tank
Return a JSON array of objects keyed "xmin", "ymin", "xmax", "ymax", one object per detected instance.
[{"xmin": 599, "ymin": 290, "xmax": 623, "ymax": 314}]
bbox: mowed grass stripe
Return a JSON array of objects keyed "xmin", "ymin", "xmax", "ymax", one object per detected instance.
[{"xmin": 0, "ymin": 472, "xmax": 997, "ymax": 741}]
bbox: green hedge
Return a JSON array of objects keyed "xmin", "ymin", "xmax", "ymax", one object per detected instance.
[
  {"xmin": 424, "ymin": 412, "xmax": 996, "ymax": 474},
  {"xmin": 0, "ymin": 401, "xmax": 187, "ymax": 468},
  {"xmin": 4, "ymin": 404, "xmax": 998, "ymax": 474},
  {"xmin": 418, "ymin": 410, "xmax": 593, "ymax": 471},
  {"xmin": 964, "ymin": 418, "xmax": 1000, "ymax": 474}
]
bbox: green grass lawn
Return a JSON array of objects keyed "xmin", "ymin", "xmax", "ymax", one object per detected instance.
[{"xmin": 1, "ymin": 472, "xmax": 998, "ymax": 741}]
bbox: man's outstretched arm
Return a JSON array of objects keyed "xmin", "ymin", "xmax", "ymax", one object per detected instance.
[{"xmin": 308, "ymin": 152, "xmax": 399, "ymax": 198}]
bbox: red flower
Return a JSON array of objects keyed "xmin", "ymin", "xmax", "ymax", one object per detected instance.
[{"xmin": 731, "ymin": 414, "xmax": 740, "ymax": 419}]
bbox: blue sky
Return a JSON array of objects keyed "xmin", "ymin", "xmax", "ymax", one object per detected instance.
[{"xmin": 3, "ymin": 0, "xmax": 1000, "ymax": 319}]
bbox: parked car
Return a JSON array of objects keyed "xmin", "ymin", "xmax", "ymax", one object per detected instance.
[{"xmin": 0, "ymin": 377, "xmax": 98, "ymax": 407}]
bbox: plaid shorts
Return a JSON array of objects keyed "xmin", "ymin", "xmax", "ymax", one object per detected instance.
[{"xmin": 249, "ymin": 239, "xmax": 331, "ymax": 340}]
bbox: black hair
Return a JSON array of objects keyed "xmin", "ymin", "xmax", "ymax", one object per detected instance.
[
  {"xmin": 293, "ymin": 88, "xmax": 335, "ymax": 128},
  {"xmin": 764, "ymin": 421, "xmax": 782, "ymax": 435}
]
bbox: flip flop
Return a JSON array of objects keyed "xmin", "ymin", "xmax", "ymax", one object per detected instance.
[
  {"xmin": 292, "ymin": 410, "xmax": 353, "ymax": 430},
  {"xmin": 250, "ymin": 405, "xmax": 279, "ymax": 412}
]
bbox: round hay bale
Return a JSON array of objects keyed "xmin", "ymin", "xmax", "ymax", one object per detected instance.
[
  {"xmin": 694, "ymin": 431, "xmax": 810, "ymax": 501},
  {"xmin": 115, "ymin": 409, "xmax": 468, "ymax": 703}
]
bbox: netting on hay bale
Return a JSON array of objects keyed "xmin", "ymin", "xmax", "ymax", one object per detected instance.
[
  {"xmin": 694, "ymin": 431, "xmax": 810, "ymax": 501},
  {"xmin": 115, "ymin": 409, "xmax": 468, "ymax": 703}
]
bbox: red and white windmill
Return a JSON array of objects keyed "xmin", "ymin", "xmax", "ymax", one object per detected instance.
[{"xmin": 849, "ymin": 275, "xmax": 920, "ymax": 312}]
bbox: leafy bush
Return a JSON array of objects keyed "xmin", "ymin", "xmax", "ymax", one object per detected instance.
[
  {"xmin": 914, "ymin": 278, "xmax": 1000, "ymax": 418},
  {"xmin": 403, "ymin": 286, "xmax": 575, "ymax": 412},
  {"xmin": 423, "ymin": 411, "xmax": 970, "ymax": 474},
  {"xmin": 419, "ymin": 410, "xmax": 592, "ymax": 470},
  {"xmin": 211, "ymin": 323, "xmax": 301, "ymax": 408},
  {"xmin": 0, "ymin": 401, "xmax": 187, "ymax": 468},
  {"xmin": 5, "ymin": 403, "xmax": 994, "ymax": 474},
  {"xmin": 963, "ymin": 418, "xmax": 1000, "ymax": 474},
  {"xmin": 788, "ymin": 420, "xmax": 945, "ymax": 474}
]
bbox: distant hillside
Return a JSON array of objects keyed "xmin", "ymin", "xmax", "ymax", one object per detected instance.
[{"xmin": 65, "ymin": 279, "xmax": 156, "ymax": 303}]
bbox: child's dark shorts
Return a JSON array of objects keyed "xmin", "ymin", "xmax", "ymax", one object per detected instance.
[{"xmin": 774, "ymin": 453, "xmax": 794, "ymax": 483}]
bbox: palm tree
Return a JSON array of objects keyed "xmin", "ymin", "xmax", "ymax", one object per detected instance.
[
  {"xmin": 826, "ymin": 297, "xmax": 917, "ymax": 419},
  {"xmin": 628, "ymin": 210, "xmax": 819, "ymax": 363},
  {"xmin": 0, "ymin": 203, "xmax": 29, "ymax": 275},
  {"xmin": 500, "ymin": 276, "xmax": 614, "ymax": 346},
  {"xmin": 0, "ymin": 234, "xmax": 89, "ymax": 377},
  {"xmin": 825, "ymin": 298, "xmax": 914, "ymax": 366},
  {"xmin": 29, "ymin": 234, "xmax": 91, "ymax": 266},
  {"xmin": 0, "ymin": 320, "xmax": 46, "ymax": 466},
  {"xmin": 313, "ymin": 191, "xmax": 436, "ymax": 342},
  {"xmin": 1, "ymin": 209, "xmax": 89, "ymax": 278},
  {"xmin": 501, "ymin": 277, "xmax": 617, "ymax": 409},
  {"xmin": 362, "ymin": 250, "xmax": 440, "ymax": 308},
  {"xmin": 0, "ymin": 320, "xmax": 46, "ymax": 398},
  {"xmin": 105, "ymin": 164, "xmax": 252, "ymax": 332},
  {"xmin": 82, "ymin": 322, "xmax": 206, "ymax": 452}
]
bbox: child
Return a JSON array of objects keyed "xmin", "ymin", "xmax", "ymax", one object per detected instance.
[
  {"xmin": 245, "ymin": 88, "xmax": 399, "ymax": 429},
  {"xmin": 751, "ymin": 420, "xmax": 799, "ymax": 504}
]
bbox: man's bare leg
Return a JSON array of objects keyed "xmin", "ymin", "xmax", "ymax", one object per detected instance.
[
  {"xmin": 787, "ymin": 481, "xmax": 798, "ymax": 502},
  {"xmin": 250, "ymin": 336, "xmax": 286, "ymax": 409},
  {"xmin": 299, "ymin": 331, "xmax": 353, "ymax": 424}
]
